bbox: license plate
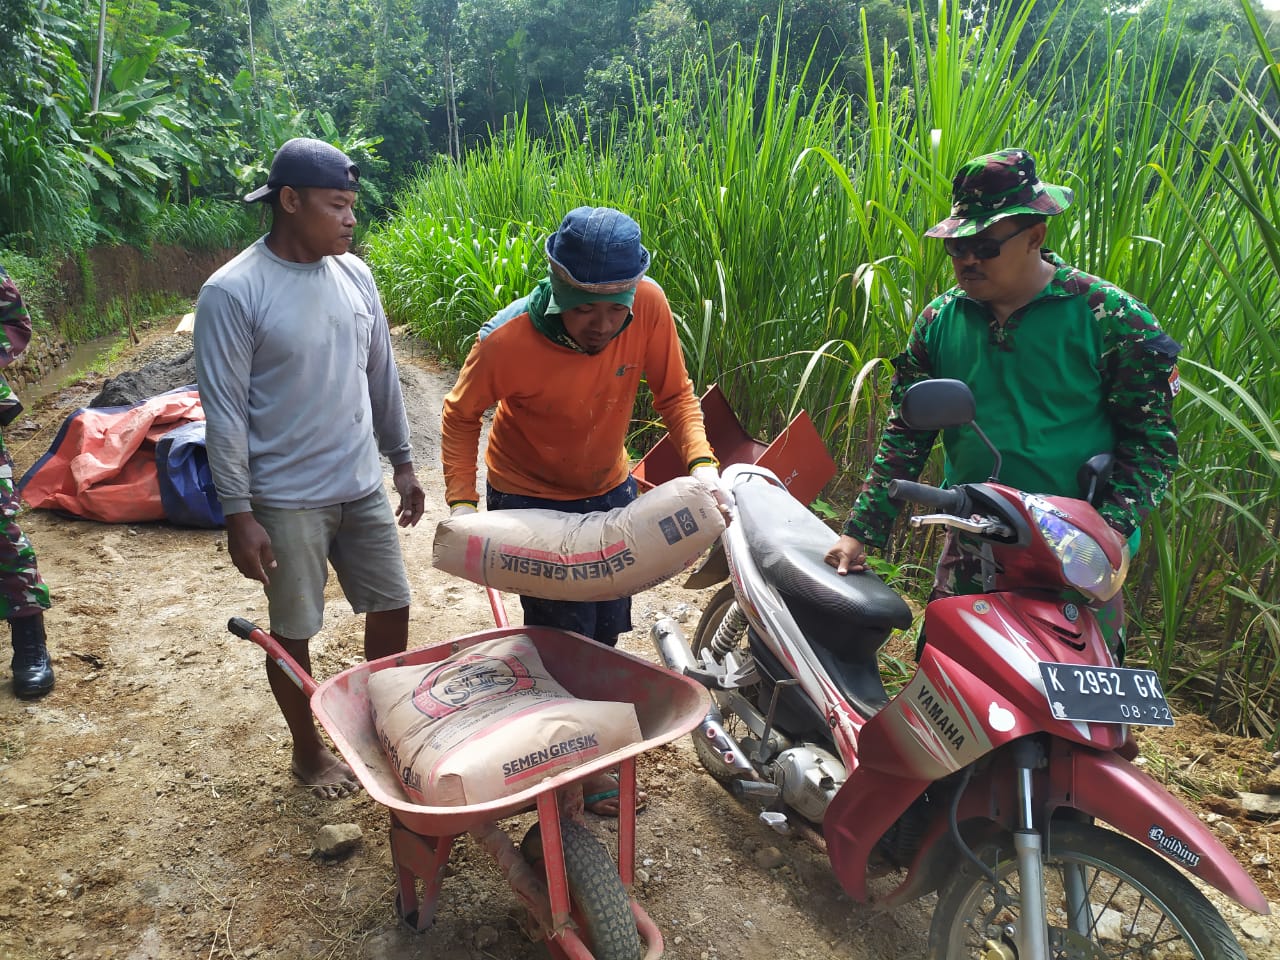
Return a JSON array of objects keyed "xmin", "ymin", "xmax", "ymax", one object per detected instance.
[{"xmin": 1039, "ymin": 663, "xmax": 1174, "ymax": 727}]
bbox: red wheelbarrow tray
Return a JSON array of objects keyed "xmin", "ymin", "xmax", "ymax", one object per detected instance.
[{"xmin": 309, "ymin": 623, "xmax": 712, "ymax": 837}]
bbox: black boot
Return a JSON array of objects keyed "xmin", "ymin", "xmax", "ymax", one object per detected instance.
[{"xmin": 10, "ymin": 613, "xmax": 54, "ymax": 699}]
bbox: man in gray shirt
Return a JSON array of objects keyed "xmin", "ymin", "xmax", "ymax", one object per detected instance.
[{"xmin": 194, "ymin": 138, "xmax": 425, "ymax": 799}]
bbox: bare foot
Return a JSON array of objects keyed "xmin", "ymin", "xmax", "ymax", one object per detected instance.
[
  {"xmin": 291, "ymin": 748, "xmax": 361, "ymax": 800},
  {"xmin": 582, "ymin": 773, "xmax": 647, "ymax": 817}
]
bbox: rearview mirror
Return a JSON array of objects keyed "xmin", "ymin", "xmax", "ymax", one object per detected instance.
[
  {"xmin": 900, "ymin": 378, "xmax": 1003, "ymax": 481},
  {"xmin": 1077, "ymin": 452, "xmax": 1115, "ymax": 506},
  {"xmin": 900, "ymin": 379, "xmax": 976, "ymax": 432}
]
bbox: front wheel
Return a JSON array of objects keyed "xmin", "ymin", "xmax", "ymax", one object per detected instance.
[{"xmin": 928, "ymin": 820, "xmax": 1245, "ymax": 959}]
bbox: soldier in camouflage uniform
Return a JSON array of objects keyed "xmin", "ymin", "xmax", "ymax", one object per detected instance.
[
  {"xmin": 825, "ymin": 149, "xmax": 1180, "ymax": 657},
  {"xmin": 0, "ymin": 264, "xmax": 54, "ymax": 698}
]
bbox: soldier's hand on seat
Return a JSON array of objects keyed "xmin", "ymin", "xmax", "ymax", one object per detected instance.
[{"xmin": 825, "ymin": 534, "xmax": 868, "ymax": 575}]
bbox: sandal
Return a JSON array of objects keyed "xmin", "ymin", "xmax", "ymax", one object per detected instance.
[{"xmin": 583, "ymin": 772, "xmax": 648, "ymax": 817}]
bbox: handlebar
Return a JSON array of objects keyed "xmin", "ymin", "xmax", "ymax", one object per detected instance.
[{"xmin": 887, "ymin": 479, "xmax": 969, "ymax": 515}]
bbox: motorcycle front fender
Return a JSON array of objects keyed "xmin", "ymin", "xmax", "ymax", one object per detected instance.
[
  {"xmin": 866, "ymin": 741, "xmax": 1270, "ymax": 914},
  {"xmin": 1050, "ymin": 742, "xmax": 1269, "ymax": 914},
  {"xmin": 683, "ymin": 540, "xmax": 729, "ymax": 589}
]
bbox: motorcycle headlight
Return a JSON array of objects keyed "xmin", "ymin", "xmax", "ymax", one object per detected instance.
[{"xmin": 1029, "ymin": 503, "xmax": 1129, "ymax": 602}]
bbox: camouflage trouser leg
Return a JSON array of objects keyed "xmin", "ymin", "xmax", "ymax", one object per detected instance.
[
  {"xmin": 918, "ymin": 531, "xmax": 1125, "ymax": 662},
  {"xmin": 915, "ymin": 532, "xmax": 984, "ymax": 660},
  {"xmin": 0, "ymin": 444, "xmax": 51, "ymax": 620},
  {"xmin": 1092, "ymin": 593, "xmax": 1126, "ymax": 665}
]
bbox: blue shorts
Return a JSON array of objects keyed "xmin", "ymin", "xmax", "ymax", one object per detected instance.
[{"xmin": 486, "ymin": 476, "xmax": 637, "ymax": 647}]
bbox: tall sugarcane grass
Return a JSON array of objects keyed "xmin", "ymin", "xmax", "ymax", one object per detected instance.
[{"xmin": 367, "ymin": 0, "xmax": 1280, "ymax": 736}]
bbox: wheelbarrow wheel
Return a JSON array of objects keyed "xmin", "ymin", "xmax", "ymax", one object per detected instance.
[{"xmin": 522, "ymin": 818, "xmax": 642, "ymax": 960}]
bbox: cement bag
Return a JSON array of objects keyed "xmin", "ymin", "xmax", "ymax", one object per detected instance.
[
  {"xmin": 368, "ymin": 634, "xmax": 642, "ymax": 806},
  {"xmin": 433, "ymin": 475, "xmax": 725, "ymax": 601}
]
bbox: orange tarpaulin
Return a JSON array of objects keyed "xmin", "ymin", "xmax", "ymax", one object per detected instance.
[{"xmin": 18, "ymin": 389, "xmax": 205, "ymax": 524}]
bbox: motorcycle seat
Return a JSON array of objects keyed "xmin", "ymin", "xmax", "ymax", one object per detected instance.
[{"xmin": 735, "ymin": 480, "xmax": 914, "ymax": 714}]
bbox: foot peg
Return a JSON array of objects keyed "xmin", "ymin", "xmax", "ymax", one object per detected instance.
[{"xmin": 759, "ymin": 811, "xmax": 791, "ymax": 835}]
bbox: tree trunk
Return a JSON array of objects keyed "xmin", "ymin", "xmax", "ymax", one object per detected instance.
[
  {"xmin": 445, "ymin": 42, "xmax": 460, "ymax": 160},
  {"xmin": 441, "ymin": 2, "xmax": 461, "ymax": 160},
  {"xmin": 92, "ymin": 0, "xmax": 107, "ymax": 113},
  {"xmin": 245, "ymin": 0, "xmax": 257, "ymax": 88}
]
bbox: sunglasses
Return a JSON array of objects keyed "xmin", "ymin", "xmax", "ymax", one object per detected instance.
[{"xmin": 943, "ymin": 221, "xmax": 1035, "ymax": 260}]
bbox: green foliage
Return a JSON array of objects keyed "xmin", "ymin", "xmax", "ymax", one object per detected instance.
[
  {"xmin": 1, "ymin": 0, "xmax": 395, "ymax": 252},
  {"xmin": 0, "ymin": 250, "xmax": 61, "ymax": 327},
  {"xmin": 364, "ymin": 0, "xmax": 1280, "ymax": 736},
  {"xmin": 363, "ymin": 123, "xmax": 550, "ymax": 354},
  {"xmin": 5, "ymin": 0, "xmax": 1275, "ymax": 256},
  {"xmin": 60, "ymin": 291, "xmax": 187, "ymax": 344},
  {"xmin": 809, "ymin": 497, "xmax": 839, "ymax": 520},
  {"xmin": 143, "ymin": 198, "xmax": 259, "ymax": 251}
]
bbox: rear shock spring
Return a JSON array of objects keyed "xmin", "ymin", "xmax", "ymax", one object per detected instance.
[{"xmin": 708, "ymin": 602, "xmax": 748, "ymax": 660}]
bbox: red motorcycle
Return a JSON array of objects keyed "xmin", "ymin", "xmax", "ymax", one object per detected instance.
[{"xmin": 650, "ymin": 378, "xmax": 1267, "ymax": 958}]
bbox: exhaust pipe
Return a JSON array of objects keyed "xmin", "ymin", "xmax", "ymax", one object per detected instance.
[
  {"xmin": 651, "ymin": 616, "xmax": 700, "ymax": 675},
  {"xmin": 651, "ymin": 617, "xmax": 753, "ymax": 775}
]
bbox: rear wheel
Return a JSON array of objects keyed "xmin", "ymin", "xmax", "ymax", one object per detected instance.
[
  {"xmin": 928, "ymin": 820, "xmax": 1245, "ymax": 959},
  {"xmin": 521, "ymin": 818, "xmax": 642, "ymax": 960},
  {"xmin": 690, "ymin": 584, "xmax": 759, "ymax": 783}
]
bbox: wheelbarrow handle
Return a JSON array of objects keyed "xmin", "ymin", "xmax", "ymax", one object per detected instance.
[
  {"xmin": 226, "ymin": 616, "xmax": 319, "ymax": 697},
  {"xmin": 227, "ymin": 616, "xmax": 260, "ymax": 639}
]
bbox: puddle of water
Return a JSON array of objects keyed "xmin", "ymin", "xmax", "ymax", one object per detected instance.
[{"xmin": 19, "ymin": 333, "xmax": 120, "ymax": 406}]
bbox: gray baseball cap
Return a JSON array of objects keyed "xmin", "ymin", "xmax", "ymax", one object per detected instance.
[{"xmin": 244, "ymin": 138, "xmax": 360, "ymax": 204}]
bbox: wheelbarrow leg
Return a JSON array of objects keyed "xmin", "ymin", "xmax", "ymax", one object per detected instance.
[
  {"xmin": 389, "ymin": 814, "xmax": 454, "ymax": 933},
  {"xmin": 532, "ymin": 790, "xmax": 597, "ymax": 959},
  {"xmin": 616, "ymin": 757, "xmax": 637, "ymax": 888},
  {"xmin": 470, "ymin": 820, "xmax": 569, "ymax": 947},
  {"xmin": 535, "ymin": 789, "xmax": 573, "ymax": 928}
]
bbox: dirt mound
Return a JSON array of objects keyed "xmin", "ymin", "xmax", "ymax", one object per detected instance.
[{"xmin": 89, "ymin": 345, "xmax": 196, "ymax": 408}]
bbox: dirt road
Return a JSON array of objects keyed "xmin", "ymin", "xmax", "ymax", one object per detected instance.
[{"xmin": 0, "ymin": 326, "xmax": 1277, "ymax": 960}]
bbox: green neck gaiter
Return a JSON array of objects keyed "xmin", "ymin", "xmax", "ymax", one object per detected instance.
[
  {"xmin": 527, "ymin": 276, "xmax": 634, "ymax": 352},
  {"xmin": 526, "ymin": 278, "xmax": 583, "ymax": 352}
]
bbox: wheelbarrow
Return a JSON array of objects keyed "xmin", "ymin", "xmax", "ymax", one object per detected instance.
[{"xmin": 227, "ymin": 609, "xmax": 710, "ymax": 960}]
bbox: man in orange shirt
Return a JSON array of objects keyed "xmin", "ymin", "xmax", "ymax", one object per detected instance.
[{"xmin": 441, "ymin": 207, "xmax": 718, "ymax": 813}]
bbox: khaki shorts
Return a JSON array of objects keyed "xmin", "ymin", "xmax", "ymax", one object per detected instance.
[{"xmin": 253, "ymin": 487, "xmax": 410, "ymax": 640}]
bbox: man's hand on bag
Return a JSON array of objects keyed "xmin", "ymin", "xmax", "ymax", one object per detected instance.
[
  {"xmin": 393, "ymin": 464, "xmax": 427, "ymax": 527},
  {"xmin": 824, "ymin": 534, "xmax": 869, "ymax": 575},
  {"xmin": 450, "ymin": 503, "xmax": 478, "ymax": 517}
]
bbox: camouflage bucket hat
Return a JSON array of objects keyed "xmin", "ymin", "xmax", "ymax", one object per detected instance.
[{"xmin": 924, "ymin": 148, "xmax": 1073, "ymax": 239}]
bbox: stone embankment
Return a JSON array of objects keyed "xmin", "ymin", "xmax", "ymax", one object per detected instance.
[{"xmin": 7, "ymin": 331, "xmax": 73, "ymax": 392}]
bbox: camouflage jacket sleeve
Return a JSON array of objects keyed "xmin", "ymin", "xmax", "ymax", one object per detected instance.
[
  {"xmin": 0, "ymin": 265, "xmax": 34, "ymax": 370},
  {"xmin": 1094, "ymin": 286, "xmax": 1180, "ymax": 537},
  {"xmin": 841, "ymin": 302, "xmax": 943, "ymax": 548}
]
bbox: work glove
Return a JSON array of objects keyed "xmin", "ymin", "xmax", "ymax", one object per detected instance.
[
  {"xmin": 449, "ymin": 503, "xmax": 478, "ymax": 517},
  {"xmin": 691, "ymin": 464, "xmax": 733, "ymax": 521}
]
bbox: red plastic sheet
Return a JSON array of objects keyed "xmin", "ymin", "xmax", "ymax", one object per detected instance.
[{"xmin": 18, "ymin": 389, "xmax": 205, "ymax": 523}]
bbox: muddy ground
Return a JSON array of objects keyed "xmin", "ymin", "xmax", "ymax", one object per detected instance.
[{"xmin": 2, "ymin": 323, "xmax": 1280, "ymax": 960}]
